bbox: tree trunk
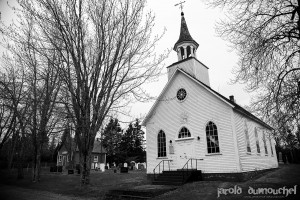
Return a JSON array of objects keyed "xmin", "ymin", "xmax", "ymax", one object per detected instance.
[
  {"xmin": 80, "ymin": 152, "xmax": 91, "ymax": 185},
  {"xmin": 290, "ymin": 149, "xmax": 295, "ymax": 163},
  {"xmin": 17, "ymin": 163, "xmax": 24, "ymax": 179},
  {"xmin": 17, "ymin": 137, "xmax": 26, "ymax": 179},
  {"xmin": 32, "ymin": 144, "xmax": 42, "ymax": 182},
  {"xmin": 7, "ymin": 131, "xmax": 18, "ymax": 171}
]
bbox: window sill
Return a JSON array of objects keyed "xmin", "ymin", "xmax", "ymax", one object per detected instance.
[
  {"xmin": 175, "ymin": 137, "xmax": 195, "ymax": 142},
  {"xmin": 257, "ymin": 153, "xmax": 261, "ymax": 156},
  {"xmin": 156, "ymin": 157, "xmax": 168, "ymax": 159},
  {"xmin": 246, "ymin": 152, "xmax": 252, "ymax": 155},
  {"xmin": 205, "ymin": 153, "xmax": 222, "ymax": 156},
  {"xmin": 265, "ymin": 154, "xmax": 268, "ymax": 156}
]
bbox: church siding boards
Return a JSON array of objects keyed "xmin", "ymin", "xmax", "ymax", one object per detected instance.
[
  {"xmin": 234, "ymin": 112, "xmax": 278, "ymax": 172},
  {"xmin": 167, "ymin": 57, "xmax": 210, "ymax": 86},
  {"xmin": 146, "ymin": 71, "xmax": 239, "ymax": 174}
]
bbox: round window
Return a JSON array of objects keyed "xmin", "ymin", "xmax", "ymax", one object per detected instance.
[{"xmin": 177, "ymin": 88, "xmax": 187, "ymax": 101}]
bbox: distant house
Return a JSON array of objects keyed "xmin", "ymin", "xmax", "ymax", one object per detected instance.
[{"xmin": 57, "ymin": 139, "xmax": 107, "ymax": 172}]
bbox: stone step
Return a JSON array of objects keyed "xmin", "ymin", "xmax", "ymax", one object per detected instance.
[{"xmin": 152, "ymin": 170, "xmax": 202, "ymax": 185}]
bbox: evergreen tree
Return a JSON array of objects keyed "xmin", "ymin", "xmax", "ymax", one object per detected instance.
[
  {"xmin": 102, "ymin": 118, "xmax": 122, "ymax": 166},
  {"xmin": 119, "ymin": 119, "xmax": 145, "ymax": 163}
]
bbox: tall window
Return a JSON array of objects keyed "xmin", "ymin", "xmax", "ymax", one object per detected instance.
[
  {"xmin": 178, "ymin": 127, "xmax": 191, "ymax": 138},
  {"xmin": 263, "ymin": 131, "xmax": 268, "ymax": 155},
  {"xmin": 158, "ymin": 130, "xmax": 166, "ymax": 157},
  {"xmin": 206, "ymin": 121, "xmax": 220, "ymax": 153},
  {"xmin": 269, "ymin": 137, "xmax": 274, "ymax": 156},
  {"xmin": 244, "ymin": 121, "xmax": 251, "ymax": 153},
  {"xmin": 187, "ymin": 46, "xmax": 191, "ymax": 57},
  {"xmin": 254, "ymin": 128, "xmax": 260, "ymax": 154}
]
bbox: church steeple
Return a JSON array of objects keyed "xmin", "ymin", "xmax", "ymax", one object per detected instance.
[{"xmin": 174, "ymin": 12, "xmax": 199, "ymax": 61}]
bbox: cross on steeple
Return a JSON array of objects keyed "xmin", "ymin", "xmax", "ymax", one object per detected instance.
[{"xmin": 175, "ymin": 1, "xmax": 186, "ymax": 12}]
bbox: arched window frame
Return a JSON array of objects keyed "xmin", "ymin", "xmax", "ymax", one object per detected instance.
[
  {"xmin": 244, "ymin": 120, "xmax": 251, "ymax": 153},
  {"xmin": 254, "ymin": 127, "xmax": 260, "ymax": 154},
  {"xmin": 269, "ymin": 137, "xmax": 274, "ymax": 156},
  {"xmin": 180, "ymin": 47, "xmax": 185, "ymax": 59},
  {"xmin": 186, "ymin": 46, "xmax": 191, "ymax": 57},
  {"xmin": 205, "ymin": 121, "xmax": 220, "ymax": 154},
  {"xmin": 157, "ymin": 130, "xmax": 166, "ymax": 157},
  {"xmin": 262, "ymin": 131, "xmax": 268, "ymax": 156},
  {"xmin": 178, "ymin": 126, "xmax": 191, "ymax": 139}
]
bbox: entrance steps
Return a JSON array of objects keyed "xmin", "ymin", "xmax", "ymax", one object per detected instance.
[{"xmin": 152, "ymin": 169, "xmax": 202, "ymax": 185}]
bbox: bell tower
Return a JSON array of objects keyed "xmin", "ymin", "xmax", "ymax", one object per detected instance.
[
  {"xmin": 173, "ymin": 12, "xmax": 199, "ymax": 61},
  {"xmin": 168, "ymin": 7, "xmax": 210, "ymax": 86}
]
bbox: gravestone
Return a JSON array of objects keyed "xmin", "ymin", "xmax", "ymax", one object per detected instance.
[
  {"xmin": 278, "ymin": 152, "xmax": 284, "ymax": 164},
  {"xmin": 120, "ymin": 167, "xmax": 128, "ymax": 173},
  {"xmin": 124, "ymin": 163, "xmax": 128, "ymax": 167}
]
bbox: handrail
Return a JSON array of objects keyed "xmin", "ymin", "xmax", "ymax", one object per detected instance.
[
  {"xmin": 181, "ymin": 158, "xmax": 203, "ymax": 183},
  {"xmin": 153, "ymin": 159, "xmax": 172, "ymax": 180}
]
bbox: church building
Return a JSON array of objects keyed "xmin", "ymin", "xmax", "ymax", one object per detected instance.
[{"xmin": 142, "ymin": 11, "xmax": 278, "ymax": 181}]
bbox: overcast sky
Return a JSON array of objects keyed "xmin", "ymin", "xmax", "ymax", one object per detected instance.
[{"xmin": 0, "ymin": 0, "xmax": 252, "ymax": 128}]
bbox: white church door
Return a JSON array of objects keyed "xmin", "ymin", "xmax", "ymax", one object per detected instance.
[{"xmin": 176, "ymin": 140, "xmax": 195, "ymax": 169}]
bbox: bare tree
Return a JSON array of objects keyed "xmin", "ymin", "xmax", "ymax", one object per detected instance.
[
  {"xmin": 1, "ymin": 11, "xmax": 63, "ymax": 181},
  {"xmin": 208, "ymin": 0, "xmax": 300, "ymax": 136},
  {"xmin": 0, "ymin": 54, "xmax": 31, "ymax": 178},
  {"xmin": 12, "ymin": 0, "xmax": 166, "ymax": 185}
]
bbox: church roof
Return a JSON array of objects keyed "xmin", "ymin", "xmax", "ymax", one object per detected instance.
[
  {"xmin": 142, "ymin": 65, "xmax": 273, "ymax": 130},
  {"xmin": 173, "ymin": 12, "xmax": 199, "ymax": 51},
  {"xmin": 74, "ymin": 139, "xmax": 106, "ymax": 153}
]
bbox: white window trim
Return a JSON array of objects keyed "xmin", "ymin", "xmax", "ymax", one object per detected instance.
[
  {"xmin": 58, "ymin": 155, "xmax": 62, "ymax": 162},
  {"xmin": 177, "ymin": 126, "xmax": 192, "ymax": 139},
  {"xmin": 205, "ymin": 121, "xmax": 221, "ymax": 154},
  {"xmin": 94, "ymin": 156, "xmax": 98, "ymax": 162},
  {"xmin": 244, "ymin": 120, "xmax": 251, "ymax": 153},
  {"xmin": 157, "ymin": 130, "xmax": 167, "ymax": 158},
  {"xmin": 176, "ymin": 87, "xmax": 188, "ymax": 103},
  {"xmin": 175, "ymin": 137, "xmax": 195, "ymax": 142},
  {"xmin": 156, "ymin": 157, "xmax": 169, "ymax": 159},
  {"xmin": 205, "ymin": 153, "xmax": 222, "ymax": 156}
]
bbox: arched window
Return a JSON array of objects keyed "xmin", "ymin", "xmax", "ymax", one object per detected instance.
[
  {"xmin": 178, "ymin": 127, "xmax": 191, "ymax": 138},
  {"xmin": 206, "ymin": 121, "xmax": 220, "ymax": 153},
  {"xmin": 254, "ymin": 128, "xmax": 260, "ymax": 154},
  {"xmin": 263, "ymin": 131, "xmax": 268, "ymax": 155},
  {"xmin": 180, "ymin": 47, "xmax": 185, "ymax": 59},
  {"xmin": 269, "ymin": 137, "xmax": 274, "ymax": 156},
  {"xmin": 157, "ymin": 130, "xmax": 166, "ymax": 157},
  {"xmin": 187, "ymin": 46, "xmax": 191, "ymax": 57},
  {"xmin": 244, "ymin": 121, "xmax": 251, "ymax": 153}
]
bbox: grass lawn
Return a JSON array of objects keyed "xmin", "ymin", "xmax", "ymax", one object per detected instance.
[
  {"xmin": 1, "ymin": 164, "xmax": 300, "ymax": 200},
  {"xmin": 0, "ymin": 167, "xmax": 150, "ymax": 199},
  {"xmin": 153, "ymin": 164, "xmax": 300, "ymax": 200}
]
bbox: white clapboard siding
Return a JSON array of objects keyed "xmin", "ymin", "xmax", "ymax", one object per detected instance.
[
  {"xmin": 167, "ymin": 58, "xmax": 210, "ymax": 86},
  {"xmin": 146, "ymin": 71, "xmax": 239, "ymax": 174},
  {"xmin": 234, "ymin": 112, "xmax": 278, "ymax": 172}
]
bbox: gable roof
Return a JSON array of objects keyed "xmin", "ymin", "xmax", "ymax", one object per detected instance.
[
  {"xmin": 142, "ymin": 67, "xmax": 272, "ymax": 130},
  {"xmin": 91, "ymin": 140, "xmax": 107, "ymax": 154},
  {"xmin": 75, "ymin": 140, "xmax": 107, "ymax": 154},
  {"xmin": 58, "ymin": 138, "xmax": 107, "ymax": 154}
]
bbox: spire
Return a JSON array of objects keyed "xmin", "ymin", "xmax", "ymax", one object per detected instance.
[
  {"xmin": 173, "ymin": 12, "xmax": 199, "ymax": 61},
  {"xmin": 174, "ymin": 12, "xmax": 199, "ymax": 51}
]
